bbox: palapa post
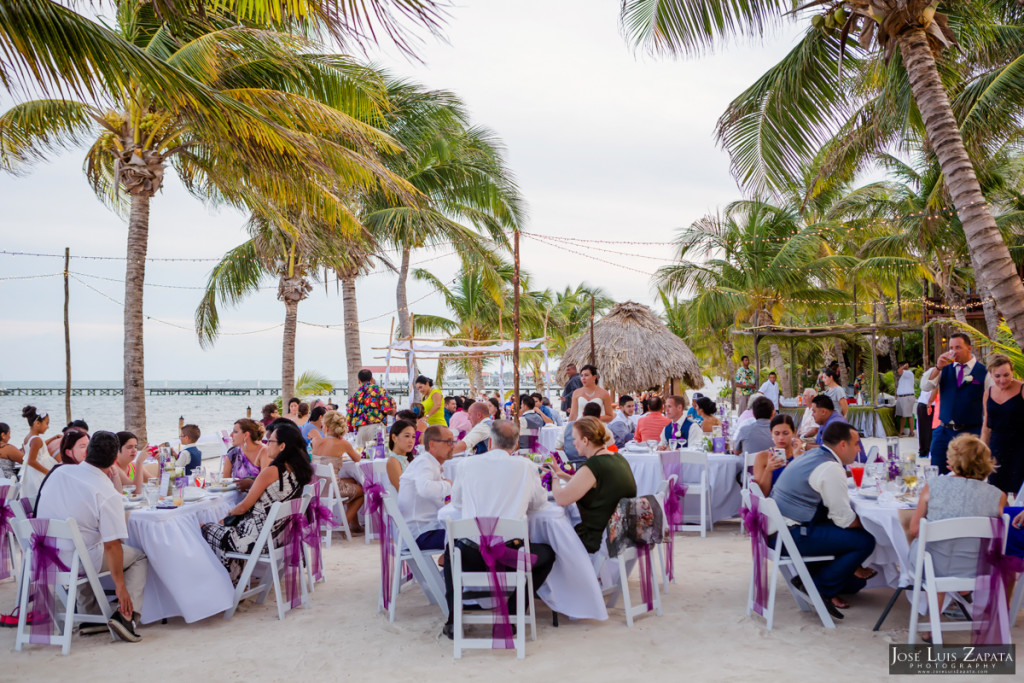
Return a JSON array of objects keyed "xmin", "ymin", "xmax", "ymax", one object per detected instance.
[
  {"xmin": 63, "ymin": 247, "xmax": 71, "ymax": 424},
  {"xmin": 512, "ymin": 228, "xmax": 521, "ymax": 420}
]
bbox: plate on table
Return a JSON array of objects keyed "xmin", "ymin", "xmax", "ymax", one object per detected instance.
[
  {"xmin": 123, "ymin": 501, "xmax": 142, "ymax": 510},
  {"xmin": 124, "ymin": 494, "xmax": 145, "ymax": 503},
  {"xmin": 856, "ymin": 489, "xmax": 881, "ymax": 500},
  {"xmin": 208, "ymin": 483, "xmax": 237, "ymax": 492},
  {"xmin": 183, "ymin": 489, "xmax": 207, "ymax": 502}
]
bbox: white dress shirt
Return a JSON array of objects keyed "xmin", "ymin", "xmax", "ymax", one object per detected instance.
[
  {"xmin": 448, "ymin": 450, "xmax": 547, "ymax": 520},
  {"xmin": 397, "ymin": 452, "xmax": 452, "ymax": 539},
  {"xmin": 458, "ymin": 419, "xmax": 491, "ymax": 453},
  {"xmin": 35, "ymin": 462, "xmax": 129, "ymax": 570},
  {"xmin": 758, "ymin": 380, "xmax": 781, "ymax": 409},
  {"xmin": 804, "ymin": 446, "xmax": 856, "ymax": 529},
  {"xmin": 658, "ymin": 417, "xmax": 705, "ymax": 448},
  {"xmin": 919, "ymin": 356, "xmax": 994, "ymax": 392}
]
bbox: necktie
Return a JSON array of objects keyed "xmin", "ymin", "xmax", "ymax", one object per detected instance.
[{"xmin": 956, "ymin": 363, "xmax": 965, "ymax": 387}]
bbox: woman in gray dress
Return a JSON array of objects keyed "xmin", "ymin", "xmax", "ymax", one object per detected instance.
[{"xmin": 909, "ymin": 434, "xmax": 1007, "ymax": 580}]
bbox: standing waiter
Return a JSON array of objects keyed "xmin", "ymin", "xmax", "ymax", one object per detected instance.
[{"xmin": 918, "ymin": 333, "xmax": 991, "ymax": 473}]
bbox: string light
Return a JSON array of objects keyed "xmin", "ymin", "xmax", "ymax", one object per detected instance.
[{"xmin": 0, "ymin": 272, "xmax": 61, "ymax": 281}]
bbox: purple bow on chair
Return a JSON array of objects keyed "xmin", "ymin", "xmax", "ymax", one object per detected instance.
[
  {"xmin": 275, "ymin": 504, "xmax": 307, "ymax": 609},
  {"xmin": 361, "ymin": 464, "xmax": 394, "ymax": 610},
  {"xmin": 0, "ymin": 487, "xmax": 14, "ymax": 581},
  {"xmin": 526, "ymin": 434, "xmax": 539, "ymax": 452},
  {"xmin": 637, "ymin": 543, "xmax": 655, "ymax": 611},
  {"xmin": 304, "ymin": 479, "xmax": 335, "ymax": 582},
  {"xmin": 739, "ymin": 498, "xmax": 769, "ymax": 617},
  {"xmin": 475, "ymin": 517, "xmax": 536, "ymax": 649},
  {"xmin": 28, "ymin": 518, "xmax": 69, "ymax": 643},
  {"xmin": 659, "ymin": 452, "xmax": 688, "ymax": 582},
  {"xmin": 971, "ymin": 517, "xmax": 1024, "ymax": 645}
]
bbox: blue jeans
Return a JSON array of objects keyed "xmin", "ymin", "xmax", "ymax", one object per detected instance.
[
  {"xmin": 929, "ymin": 424, "xmax": 981, "ymax": 474},
  {"xmin": 785, "ymin": 520, "xmax": 876, "ymax": 599}
]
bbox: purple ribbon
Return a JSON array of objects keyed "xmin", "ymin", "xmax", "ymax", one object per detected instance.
[
  {"xmin": 28, "ymin": 518, "xmax": 70, "ymax": 643},
  {"xmin": 475, "ymin": 517, "xmax": 536, "ymax": 649},
  {"xmin": 0, "ymin": 486, "xmax": 13, "ymax": 581},
  {"xmin": 274, "ymin": 501, "xmax": 307, "ymax": 610},
  {"xmin": 970, "ymin": 517, "xmax": 1023, "ymax": 645},
  {"xmin": 637, "ymin": 543, "xmax": 655, "ymax": 611},
  {"xmin": 304, "ymin": 479, "xmax": 335, "ymax": 582},
  {"xmin": 659, "ymin": 452, "xmax": 688, "ymax": 581},
  {"xmin": 360, "ymin": 462, "xmax": 394, "ymax": 610},
  {"xmin": 739, "ymin": 499, "xmax": 769, "ymax": 617},
  {"xmin": 526, "ymin": 434, "xmax": 538, "ymax": 452}
]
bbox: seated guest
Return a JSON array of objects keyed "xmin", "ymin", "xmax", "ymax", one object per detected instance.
[
  {"xmin": 449, "ymin": 398, "xmax": 474, "ymax": 437},
  {"xmin": 771, "ymin": 422, "xmax": 876, "ymax": 618},
  {"xmin": 557, "ymin": 402, "xmax": 608, "ymax": 462},
  {"xmin": 57, "ymin": 428, "xmax": 89, "ymax": 465},
  {"xmin": 796, "ymin": 388, "xmax": 819, "ymax": 439},
  {"xmin": 398, "ymin": 425, "xmax": 455, "ymax": 550},
  {"xmin": 694, "ymin": 396, "xmax": 721, "ymax": 433},
  {"xmin": 397, "ymin": 405, "xmax": 429, "ymax": 441},
  {"xmin": 487, "ymin": 397, "xmax": 501, "ymax": 419},
  {"xmin": 36, "ymin": 431, "xmax": 147, "ymax": 642},
  {"xmin": 109, "ymin": 431, "xmax": 144, "ymax": 491},
  {"xmin": 222, "ymin": 418, "xmax": 266, "ymax": 492},
  {"xmin": 202, "ymin": 422, "xmax": 312, "ymax": 584},
  {"xmin": 441, "ymin": 420, "xmax": 556, "ymax": 639},
  {"xmin": 178, "ymin": 424, "xmax": 202, "ymax": 475},
  {"xmin": 658, "ymin": 395, "xmax": 703, "ymax": 450},
  {"xmin": 296, "ymin": 401, "xmax": 310, "ymax": 427},
  {"xmin": 751, "ymin": 414, "xmax": 805, "ymax": 496},
  {"xmin": 909, "ymin": 434, "xmax": 1006, "ymax": 578},
  {"xmin": 301, "ymin": 405, "xmax": 327, "ymax": 445},
  {"xmin": 634, "ymin": 396, "xmax": 672, "ymax": 443},
  {"xmin": 312, "ymin": 410, "xmax": 364, "ymax": 533},
  {"xmin": 260, "ymin": 403, "xmax": 279, "ymax": 427},
  {"xmin": 733, "ymin": 392, "xmax": 763, "ymax": 432},
  {"xmin": 444, "ymin": 396, "xmax": 457, "ymax": 425},
  {"xmin": 284, "ymin": 397, "xmax": 302, "ymax": 423},
  {"xmin": 550, "ymin": 417, "xmax": 638, "ymax": 553},
  {"xmin": 518, "ymin": 394, "xmax": 547, "ymax": 449},
  {"xmin": 0, "ymin": 422, "xmax": 24, "ymax": 479},
  {"xmin": 733, "ymin": 396, "xmax": 776, "ymax": 455},
  {"xmin": 452, "ymin": 402, "xmax": 492, "ymax": 455},
  {"xmin": 543, "ymin": 397, "xmax": 563, "ymax": 425},
  {"xmin": 807, "ymin": 395, "xmax": 866, "ymax": 461},
  {"xmin": 386, "ymin": 419, "xmax": 417, "ymax": 491},
  {"xmin": 607, "ymin": 394, "xmax": 636, "ymax": 449},
  {"xmin": 531, "ymin": 392, "xmax": 555, "ymax": 424}
]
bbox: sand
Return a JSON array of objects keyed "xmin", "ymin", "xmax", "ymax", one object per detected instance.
[{"xmin": 2, "ymin": 436, "xmax": 1021, "ymax": 682}]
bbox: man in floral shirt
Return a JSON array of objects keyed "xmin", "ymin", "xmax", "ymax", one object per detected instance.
[
  {"xmin": 347, "ymin": 369, "xmax": 396, "ymax": 448},
  {"xmin": 734, "ymin": 355, "xmax": 756, "ymax": 414}
]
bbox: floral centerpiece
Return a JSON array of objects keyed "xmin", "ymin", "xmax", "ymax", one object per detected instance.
[{"xmin": 540, "ymin": 456, "xmax": 575, "ymax": 492}]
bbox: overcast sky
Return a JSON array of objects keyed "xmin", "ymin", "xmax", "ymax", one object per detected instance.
[{"xmin": 0, "ymin": 0, "xmax": 800, "ymax": 383}]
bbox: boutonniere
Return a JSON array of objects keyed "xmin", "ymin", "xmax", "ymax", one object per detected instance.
[{"xmin": 962, "ymin": 374, "xmax": 974, "ymax": 384}]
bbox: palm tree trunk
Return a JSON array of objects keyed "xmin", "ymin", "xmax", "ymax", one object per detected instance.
[
  {"xmin": 282, "ymin": 297, "xmax": 298, "ymax": 402},
  {"xmin": 471, "ymin": 354, "xmax": 484, "ymax": 394},
  {"xmin": 769, "ymin": 343, "xmax": 789, "ymax": 398},
  {"xmin": 341, "ymin": 276, "xmax": 362, "ymax": 395},
  {"xmin": 968, "ymin": 248, "xmax": 1002, "ymax": 341},
  {"xmin": 397, "ymin": 247, "xmax": 412, "ymax": 339},
  {"xmin": 898, "ymin": 28, "xmax": 1024, "ymax": 350},
  {"xmin": 123, "ymin": 193, "xmax": 150, "ymax": 444},
  {"xmin": 531, "ymin": 358, "xmax": 545, "ymax": 393},
  {"xmin": 722, "ymin": 338, "xmax": 736, "ymax": 409}
]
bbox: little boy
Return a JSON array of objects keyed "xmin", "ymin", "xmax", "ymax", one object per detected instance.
[{"xmin": 179, "ymin": 424, "xmax": 202, "ymax": 475}]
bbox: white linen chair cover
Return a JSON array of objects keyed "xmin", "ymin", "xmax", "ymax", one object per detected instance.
[
  {"xmin": 740, "ymin": 488, "xmax": 836, "ymax": 629},
  {"xmin": 446, "ymin": 516, "xmax": 535, "ymax": 659},
  {"xmin": 13, "ymin": 517, "xmax": 115, "ymax": 655},
  {"xmin": 907, "ymin": 514, "xmax": 1011, "ymax": 644}
]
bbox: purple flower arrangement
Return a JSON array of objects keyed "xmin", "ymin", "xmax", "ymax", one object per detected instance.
[{"xmin": 540, "ymin": 457, "xmax": 576, "ymax": 491}]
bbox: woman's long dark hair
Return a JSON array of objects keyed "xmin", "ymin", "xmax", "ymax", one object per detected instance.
[
  {"xmin": 389, "ymin": 419, "xmax": 416, "ymax": 462},
  {"xmin": 266, "ymin": 422, "xmax": 313, "ymax": 489}
]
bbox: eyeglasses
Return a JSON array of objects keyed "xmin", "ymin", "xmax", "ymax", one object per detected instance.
[{"xmin": 266, "ymin": 438, "xmax": 280, "ymax": 444}]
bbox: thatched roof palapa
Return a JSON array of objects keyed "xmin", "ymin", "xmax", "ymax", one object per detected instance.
[{"xmin": 556, "ymin": 301, "xmax": 705, "ymax": 394}]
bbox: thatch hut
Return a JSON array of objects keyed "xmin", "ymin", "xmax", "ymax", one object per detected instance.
[{"xmin": 556, "ymin": 301, "xmax": 705, "ymax": 395}]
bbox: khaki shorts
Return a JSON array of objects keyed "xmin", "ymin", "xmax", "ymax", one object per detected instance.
[{"xmin": 895, "ymin": 396, "xmax": 916, "ymax": 418}]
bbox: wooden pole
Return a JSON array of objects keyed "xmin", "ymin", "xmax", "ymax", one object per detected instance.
[
  {"xmin": 589, "ymin": 295, "xmax": 596, "ymax": 365},
  {"xmin": 63, "ymin": 247, "xmax": 71, "ymax": 424},
  {"xmin": 790, "ymin": 341, "xmax": 797, "ymax": 397},
  {"xmin": 512, "ymin": 229, "xmax": 521, "ymax": 421}
]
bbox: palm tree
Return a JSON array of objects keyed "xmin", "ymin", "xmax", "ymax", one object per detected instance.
[
  {"xmin": 620, "ymin": 1, "xmax": 1024, "ymax": 349},
  {"xmin": 543, "ymin": 285, "xmax": 615, "ymax": 358},
  {"xmin": 1, "ymin": 5, "xmax": 409, "ymax": 441}
]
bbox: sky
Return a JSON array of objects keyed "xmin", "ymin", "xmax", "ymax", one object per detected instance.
[{"xmin": 0, "ymin": 0, "xmax": 802, "ymax": 383}]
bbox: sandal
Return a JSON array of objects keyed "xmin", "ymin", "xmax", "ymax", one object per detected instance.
[
  {"xmin": 830, "ymin": 596, "xmax": 850, "ymax": 609},
  {"xmin": 853, "ymin": 567, "xmax": 878, "ymax": 580}
]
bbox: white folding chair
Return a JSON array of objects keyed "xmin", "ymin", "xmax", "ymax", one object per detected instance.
[
  {"xmin": 355, "ymin": 460, "xmax": 389, "ymax": 544},
  {"xmin": 668, "ymin": 450, "xmax": 712, "ymax": 536},
  {"xmin": 446, "ymin": 516, "xmax": 535, "ymax": 659},
  {"xmin": 908, "ymin": 515, "xmax": 1011, "ymax": 644},
  {"xmin": 1, "ymin": 484, "xmax": 20, "ymax": 582},
  {"xmin": 224, "ymin": 493, "xmax": 312, "ymax": 621},
  {"xmin": 867, "ymin": 445, "xmax": 880, "ymax": 462},
  {"xmin": 593, "ymin": 494, "xmax": 666, "ymax": 627},
  {"xmin": 655, "ymin": 476, "xmax": 674, "ymax": 592},
  {"xmin": 13, "ymin": 517, "xmax": 115, "ymax": 655},
  {"xmin": 740, "ymin": 489, "xmax": 836, "ymax": 629},
  {"xmin": 741, "ymin": 451, "xmax": 758, "ymax": 493},
  {"xmin": 312, "ymin": 463, "xmax": 352, "ymax": 544}
]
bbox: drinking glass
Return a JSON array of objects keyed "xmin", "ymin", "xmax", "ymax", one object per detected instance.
[
  {"xmin": 144, "ymin": 482, "xmax": 158, "ymax": 507},
  {"xmin": 925, "ymin": 466, "xmax": 939, "ymax": 480},
  {"xmin": 193, "ymin": 467, "xmax": 206, "ymax": 488},
  {"xmin": 849, "ymin": 464, "xmax": 865, "ymax": 488},
  {"xmin": 173, "ymin": 480, "xmax": 185, "ymax": 506},
  {"xmin": 645, "ymin": 440, "xmax": 659, "ymax": 452},
  {"xmin": 124, "ymin": 485, "xmax": 136, "ymax": 497}
]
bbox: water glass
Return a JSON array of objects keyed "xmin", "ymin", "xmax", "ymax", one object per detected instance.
[
  {"xmin": 645, "ymin": 440, "xmax": 659, "ymax": 452},
  {"xmin": 144, "ymin": 482, "xmax": 158, "ymax": 507},
  {"xmin": 193, "ymin": 467, "xmax": 206, "ymax": 488},
  {"xmin": 925, "ymin": 466, "xmax": 939, "ymax": 480}
]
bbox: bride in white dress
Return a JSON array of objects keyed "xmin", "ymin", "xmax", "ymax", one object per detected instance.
[
  {"xmin": 20, "ymin": 405, "xmax": 57, "ymax": 504},
  {"xmin": 567, "ymin": 364, "xmax": 615, "ymax": 423}
]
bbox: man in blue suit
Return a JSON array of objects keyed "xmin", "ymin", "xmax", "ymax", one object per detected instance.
[{"xmin": 919, "ymin": 332, "xmax": 991, "ymax": 473}]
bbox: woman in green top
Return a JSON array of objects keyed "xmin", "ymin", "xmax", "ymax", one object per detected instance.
[
  {"xmin": 415, "ymin": 375, "xmax": 447, "ymax": 427},
  {"xmin": 549, "ymin": 416, "xmax": 637, "ymax": 553}
]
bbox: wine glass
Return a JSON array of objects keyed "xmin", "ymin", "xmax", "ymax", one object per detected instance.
[{"xmin": 645, "ymin": 439, "xmax": 659, "ymax": 452}]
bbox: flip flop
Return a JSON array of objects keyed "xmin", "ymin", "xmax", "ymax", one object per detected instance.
[
  {"xmin": 854, "ymin": 567, "xmax": 878, "ymax": 580},
  {"xmin": 831, "ymin": 596, "xmax": 851, "ymax": 609}
]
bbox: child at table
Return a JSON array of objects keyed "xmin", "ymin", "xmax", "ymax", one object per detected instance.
[{"xmin": 178, "ymin": 424, "xmax": 203, "ymax": 475}]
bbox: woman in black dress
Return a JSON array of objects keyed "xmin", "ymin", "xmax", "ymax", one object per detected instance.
[{"xmin": 981, "ymin": 353, "xmax": 1024, "ymax": 494}]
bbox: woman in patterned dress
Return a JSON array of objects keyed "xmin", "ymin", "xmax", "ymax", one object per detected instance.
[{"xmin": 202, "ymin": 422, "xmax": 313, "ymax": 584}]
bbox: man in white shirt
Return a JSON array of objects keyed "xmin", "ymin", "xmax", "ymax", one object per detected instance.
[
  {"xmin": 758, "ymin": 371, "xmax": 781, "ymax": 410},
  {"xmin": 770, "ymin": 422, "xmax": 875, "ymax": 619},
  {"xmin": 657, "ymin": 395, "xmax": 704, "ymax": 450},
  {"xmin": 452, "ymin": 402, "xmax": 491, "ymax": 455},
  {"xmin": 35, "ymin": 431, "xmax": 147, "ymax": 642},
  {"xmin": 916, "ymin": 369, "xmax": 936, "ymax": 461},
  {"xmin": 398, "ymin": 425, "xmax": 454, "ymax": 550},
  {"xmin": 894, "ymin": 361, "xmax": 917, "ymax": 436},
  {"xmin": 441, "ymin": 420, "xmax": 556, "ymax": 639}
]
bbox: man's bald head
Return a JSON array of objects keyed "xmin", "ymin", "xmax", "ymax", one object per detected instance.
[{"xmin": 468, "ymin": 402, "xmax": 489, "ymax": 424}]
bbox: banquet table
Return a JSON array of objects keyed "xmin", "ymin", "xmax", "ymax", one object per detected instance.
[
  {"xmin": 538, "ymin": 425, "xmax": 562, "ymax": 451},
  {"xmin": 849, "ymin": 489, "xmax": 916, "ymax": 590},
  {"xmin": 126, "ymin": 491, "xmax": 236, "ymax": 624},
  {"xmin": 622, "ymin": 449, "xmax": 744, "ymax": 524},
  {"xmin": 438, "ymin": 502, "xmax": 607, "ymax": 620}
]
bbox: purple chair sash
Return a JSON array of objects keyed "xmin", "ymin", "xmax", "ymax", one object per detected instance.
[
  {"xmin": 360, "ymin": 462, "xmax": 394, "ymax": 610},
  {"xmin": 475, "ymin": 517, "xmax": 536, "ymax": 649},
  {"xmin": 739, "ymin": 498, "xmax": 769, "ymax": 616},
  {"xmin": 0, "ymin": 486, "xmax": 13, "ymax": 581},
  {"xmin": 274, "ymin": 502, "xmax": 307, "ymax": 610},
  {"xmin": 27, "ymin": 518, "xmax": 70, "ymax": 643},
  {"xmin": 637, "ymin": 543, "xmax": 655, "ymax": 611},
  {"xmin": 525, "ymin": 434, "xmax": 539, "ymax": 452},
  {"xmin": 970, "ymin": 517, "xmax": 1023, "ymax": 645},
  {"xmin": 659, "ymin": 452, "xmax": 687, "ymax": 582},
  {"xmin": 305, "ymin": 479, "xmax": 335, "ymax": 582}
]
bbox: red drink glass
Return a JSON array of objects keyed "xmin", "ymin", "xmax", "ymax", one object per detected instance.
[{"xmin": 850, "ymin": 464, "xmax": 865, "ymax": 488}]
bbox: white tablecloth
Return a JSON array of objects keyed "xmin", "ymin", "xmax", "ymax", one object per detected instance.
[
  {"xmin": 126, "ymin": 492, "xmax": 236, "ymax": 624},
  {"xmin": 438, "ymin": 503, "xmax": 607, "ymax": 620},
  {"xmin": 849, "ymin": 490, "xmax": 914, "ymax": 589},
  {"xmin": 622, "ymin": 450, "xmax": 743, "ymax": 524},
  {"xmin": 538, "ymin": 425, "xmax": 562, "ymax": 451}
]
